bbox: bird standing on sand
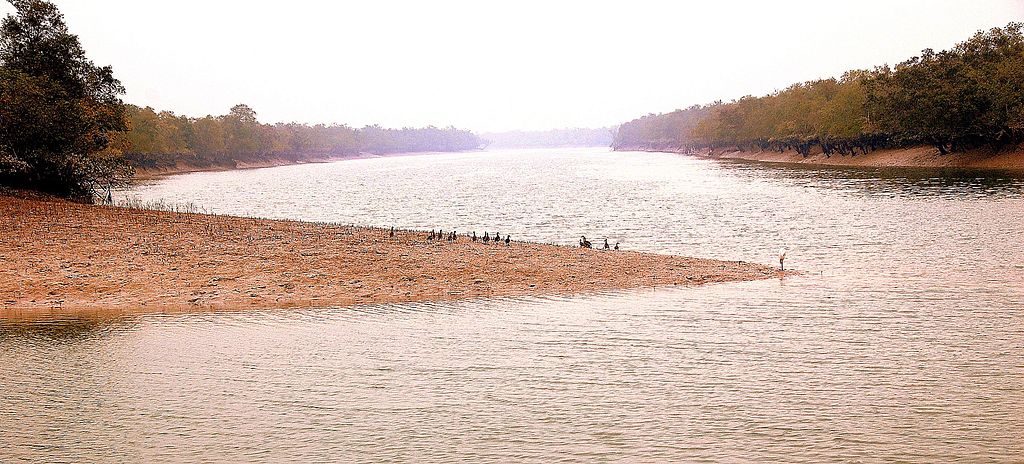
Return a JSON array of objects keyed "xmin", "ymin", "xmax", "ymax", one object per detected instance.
[
  {"xmin": 483, "ymin": 232, "xmax": 490, "ymax": 242},
  {"xmin": 603, "ymin": 238, "xmax": 610, "ymax": 250},
  {"xmin": 390, "ymin": 227, "xmax": 395, "ymax": 238},
  {"xmin": 779, "ymin": 248, "xmax": 787, "ymax": 271},
  {"xmin": 614, "ymin": 242, "xmax": 619, "ymax": 250},
  {"xmin": 505, "ymin": 235, "xmax": 510, "ymax": 246},
  {"xmin": 472, "ymin": 231, "xmax": 477, "ymax": 241},
  {"xmin": 580, "ymin": 236, "xmax": 592, "ymax": 249}
]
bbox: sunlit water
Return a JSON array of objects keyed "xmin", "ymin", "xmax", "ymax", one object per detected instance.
[{"xmin": 3, "ymin": 148, "xmax": 1023, "ymax": 462}]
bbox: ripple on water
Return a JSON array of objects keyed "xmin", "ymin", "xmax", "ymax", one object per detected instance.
[{"xmin": 3, "ymin": 148, "xmax": 1023, "ymax": 462}]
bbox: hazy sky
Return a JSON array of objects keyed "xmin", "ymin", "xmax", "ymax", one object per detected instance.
[{"xmin": 2, "ymin": 1, "xmax": 1022, "ymax": 131}]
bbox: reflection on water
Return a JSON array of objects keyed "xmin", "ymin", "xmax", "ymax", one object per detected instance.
[
  {"xmin": 3, "ymin": 148, "xmax": 1023, "ymax": 462},
  {"xmin": 0, "ymin": 316, "xmax": 113, "ymax": 342},
  {"xmin": 723, "ymin": 159, "xmax": 1024, "ymax": 199}
]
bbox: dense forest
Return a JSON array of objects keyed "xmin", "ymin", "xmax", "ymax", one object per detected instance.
[
  {"xmin": 614, "ymin": 23, "xmax": 1024, "ymax": 157},
  {"xmin": 0, "ymin": 0, "xmax": 130, "ymax": 199},
  {"xmin": 0, "ymin": 0, "xmax": 483, "ymax": 200},
  {"xmin": 116, "ymin": 104, "xmax": 484, "ymax": 170},
  {"xmin": 481, "ymin": 128, "xmax": 614, "ymax": 149}
]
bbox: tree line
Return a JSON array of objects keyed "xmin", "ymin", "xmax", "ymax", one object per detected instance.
[
  {"xmin": 614, "ymin": 23, "xmax": 1024, "ymax": 158},
  {"xmin": 0, "ymin": 0, "xmax": 483, "ymax": 201},
  {"xmin": 116, "ymin": 104, "xmax": 484, "ymax": 170}
]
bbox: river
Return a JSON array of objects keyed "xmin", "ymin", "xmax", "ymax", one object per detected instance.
[{"xmin": 2, "ymin": 148, "xmax": 1022, "ymax": 462}]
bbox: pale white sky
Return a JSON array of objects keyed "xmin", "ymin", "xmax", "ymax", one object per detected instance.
[{"xmin": 2, "ymin": 0, "xmax": 1022, "ymax": 131}]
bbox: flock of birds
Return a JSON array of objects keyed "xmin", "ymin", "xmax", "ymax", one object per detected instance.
[
  {"xmin": 426, "ymin": 229, "xmax": 513, "ymax": 246},
  {"xmin": 579, "ymin": 235, "xmax": 619, "ymax": 250},
  {"xmin": 386, "ymin": 227, "xmax": 622, "ymax": 250},
  {"xmin": 386, "ymin": 228, "xmax": 789, "ymax": 270}
]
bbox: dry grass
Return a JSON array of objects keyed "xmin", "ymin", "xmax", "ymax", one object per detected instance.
[{"xmin": 0, "ymin": 194, "xmax": 781, "ymax": 313}]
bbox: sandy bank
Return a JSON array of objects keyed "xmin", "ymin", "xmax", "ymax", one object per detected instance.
[
  {"xmin": 0, "ymin": 196, "xmax": 782, "ymax": 313},
  {"xmin": 132, "ymin": 156, "xmax": 343, "ymax": 179},
  {"xmin": 620, "ymin": 145, "xmax": 1024, "ymax": 170},
  {"xmin": 133, "ymin": 150, "xmax": 482, "ymax": 179}
]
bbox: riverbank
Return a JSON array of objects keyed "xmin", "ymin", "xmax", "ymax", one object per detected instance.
[
  {"xmin": 132, "ymin": 150, "xmax": 481, "ymax": 179},
  {"xmin": 132, "ymin": 155, "xmax": 352, "ymax": 179},
  {"xmin": 0, "ymin": 195, "xmax": 782, "ymax": 314},
  {"xmin": 617, "ymin": 145, "xmax": 1024, "ymax": 170}
]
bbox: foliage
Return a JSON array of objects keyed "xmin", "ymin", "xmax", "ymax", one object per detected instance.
[
  {"xmin": 614, "ymin": 105, "xmax": 712, "ymax": 153},
  {"xmin": 613, "ymin": 23, "xmax": 1024, "ymax": 157},
  {"xmin": 0, "ymin": 1, "xmax": 484, "ymax": 193},
  {"xmin": 114, "ymin": 104, "xmax": 485, "ymax": 169},
  {"xmin": 0, "ymin": 0, "xmax": 129, "ymax": 200}
]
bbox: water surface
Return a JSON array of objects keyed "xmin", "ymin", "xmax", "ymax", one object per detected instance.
[{"xmin": 3, "ymin": 148, "xmax": 1022, "ymax": 462}]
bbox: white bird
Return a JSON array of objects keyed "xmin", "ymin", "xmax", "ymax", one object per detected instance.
[{"xmin": 779, "ymin": 248, "xmax": 787, "ymax": 271}]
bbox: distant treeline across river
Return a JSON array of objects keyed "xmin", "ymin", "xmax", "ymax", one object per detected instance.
[
  {"xmin": 116, "ymin": 104, "xmax": 486, "ymax": 170},
  {"xmin": 614, "ymin": 23, "xmax": 1024, "ymax": 158}
]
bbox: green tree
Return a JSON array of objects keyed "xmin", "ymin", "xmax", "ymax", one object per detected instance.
[
  {"xmin": 616, "ymin": 23, "xmax": 1024, "ymax": 157},
  {"xmin": 114, "ymin": 103, "xmax": 483, "ymax": 166},
  {"xmin": 223, "ymin": 103, "xmax": 261, "ymax": 158},
  {"xmin": 0, "ymin": 0, "xmax": 129, "ymax": 200}
]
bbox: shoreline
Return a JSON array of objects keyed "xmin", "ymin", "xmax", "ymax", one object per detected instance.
[
  {"xmin": 616, "ymin": 145, "xmax": 1024, "ymax": 170},
  {"xmin": 0, "ymin": 195, "xmax": 784, "ymax": 314},
  {"xmin": 132, "ymin": 150, "xmax": 484, "ymax": 179}
]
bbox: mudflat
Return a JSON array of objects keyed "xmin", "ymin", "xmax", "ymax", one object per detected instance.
[{"xmin": 0, "ymin": 195, "xmax": 782, "ymax": 313}]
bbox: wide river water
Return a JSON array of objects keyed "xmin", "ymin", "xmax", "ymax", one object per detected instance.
[{"xmin": 3, "ymin": 148, "xmax": 1023, "ymax": 462}]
